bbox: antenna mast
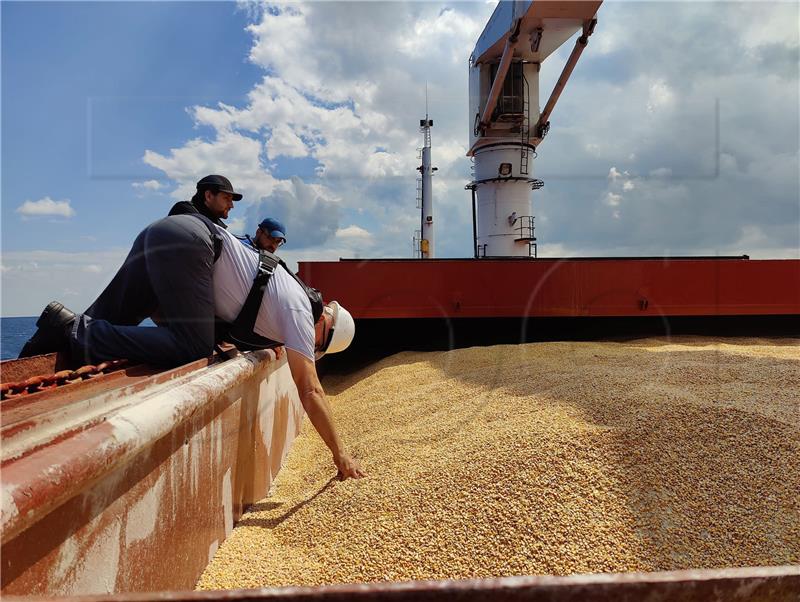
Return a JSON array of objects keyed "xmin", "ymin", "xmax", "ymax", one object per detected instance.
[{"xmin": 415, "ymin": 85, "xmax": 436, "ymax": 259}]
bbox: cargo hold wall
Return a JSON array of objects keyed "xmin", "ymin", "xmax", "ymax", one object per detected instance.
[{"xmin": 1, "ymin": 350, "xmax": 304, "ymax": 596}]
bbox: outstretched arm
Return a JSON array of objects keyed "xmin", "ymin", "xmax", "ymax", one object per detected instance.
[{"xmin": 286, "ymin": 348, "xmax": 366, "ymax": 479}]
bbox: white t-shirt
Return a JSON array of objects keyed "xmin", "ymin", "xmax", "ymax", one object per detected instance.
[{"xmin": 212, "ymin": 226, "xmax": 316, "ymax": 361}]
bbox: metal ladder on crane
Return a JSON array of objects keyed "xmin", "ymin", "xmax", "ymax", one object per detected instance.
[
  {"xmin": 415, "ymin": 146, "xmax": 424, "ymax": 209},
  {"xmin": 412, "ymin": 229, "xmax": 423, "ymax": 258},
  {"xmin": 513, "ymin": 215, "xmax": 538, "ymax": 258},
  {"xmin": 520, "ymin": 70, "xmax": 531, "ymax": 175}
]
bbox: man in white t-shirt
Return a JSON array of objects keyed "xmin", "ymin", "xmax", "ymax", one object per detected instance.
[
  {"xmin": 212, "ymin": 224, "xmax": 366, "ymax": 480},
  {"xmin": 21, "ymin": 213, "xmax": 365, "ymax": 480}
]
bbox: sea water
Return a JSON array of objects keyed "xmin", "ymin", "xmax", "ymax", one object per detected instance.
[
  {"xmin": 1, "ymin": 316, "xmax": 156, "ymax": 361},
  {"xmin": 1, "ymin": 316, "xmax": 37, "ymax": 360}
]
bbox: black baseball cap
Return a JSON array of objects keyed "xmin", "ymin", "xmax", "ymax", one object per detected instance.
[{"xmin": 196, "ymin": 175, "xmax": 243, "ymax": 201}]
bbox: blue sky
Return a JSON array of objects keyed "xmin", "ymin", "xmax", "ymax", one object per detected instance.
[
  {"xmin": 2, "ymin": 1, "xmax": 260, "ymax": 252},
  {"xmin": 2, "ymin": 1, "xmax": 799, "ymax": 316}
]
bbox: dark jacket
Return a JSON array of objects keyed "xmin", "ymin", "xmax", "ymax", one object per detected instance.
[{"xmin": 168, "ymin": 198, "xmax": 227, "ymax": 228}]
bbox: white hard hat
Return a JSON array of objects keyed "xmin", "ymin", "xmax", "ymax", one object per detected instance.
[{"xmin": 315, "ymin": 301, "xmax": 355, "ymax": 360}]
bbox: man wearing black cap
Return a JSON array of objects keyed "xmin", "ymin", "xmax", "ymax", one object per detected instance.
[{"xmin": 168, "ymin": 174, "xmax": 243, "ymax": 227}]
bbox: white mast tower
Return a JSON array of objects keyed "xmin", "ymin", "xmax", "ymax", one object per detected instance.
[
  {"xmin": 467, "ymin": 1, "xmax": 600, "ymax": 258},
  {"xmin": 415, "ymin": 89, "xmax": 437, "ymax": 259}
]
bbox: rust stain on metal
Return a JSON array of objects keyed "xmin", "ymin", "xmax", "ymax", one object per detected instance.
[
  {"xmin": 1, "ymin": 360, "xmax": 130, "ymax": 401},
  {"xmin": 1, "ymin": 347, "xmax": 309, "ymax": 597},
  {"xmin": 1, "ymin": 354, "xmax": 64, "ymax": 384}
]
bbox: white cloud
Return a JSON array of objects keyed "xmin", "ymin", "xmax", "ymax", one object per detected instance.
[
  {"xmin": 609, "ymin": 167, "xmax": 635, "ymax": 192},
  {"xmin": 134, "ymin": 1, "xmax": 798, "ymax": 264},
  {"xmin": 728, "ymin": 225, "xmax": 800, "ymax": 259},
  {"xmin": 585, "ymin": 142, "xmax": 602, "ymax": 157},
  {"xmin": 336, "ymin": 225, "xmax": 373, "ymax": 243},
  {"xmin": 266, "ymin": 123, "xmax": 309, "ymax": 159},
  {"xmin": 227, "ymin": 217, "xmax": 247, "ymax": 235},
  {"xmin": 241, "ymin": 176, "xmax": 341, "ymax": 250},
  {"xmin": 15, "ymin": 197, "xmax": 75, "ymax": 218},
  {"xmin": 397, "ymin": 6, "xmax": 484, "ymax": 63},
  {"xmin": 132, "ymin": 179, "xmax": 165, "ymax": 191},
  {"xmin": 1, "ymin": 249, "xmax": 128, "ymax": 317},
  {"xmin": 646, "ymin": 79, "xmax": 676, "ymax": 114},
  {"xmin": 737, "ymin": 3, "xmax": 800, "ymax": 49},
  {"xmin": 143, "ymin": 130, "xmax": 276, "ymax": 203},
  {"xmin": 136, "ymin": 1, "xmax": 497, "ymax": 262}
]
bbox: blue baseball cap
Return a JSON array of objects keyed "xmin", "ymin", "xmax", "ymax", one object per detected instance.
[{"xmin": 258, "ymin": 217, "xmax": 286, "ymax": 240}]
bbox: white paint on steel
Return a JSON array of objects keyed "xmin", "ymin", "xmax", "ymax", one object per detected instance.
[
  {"xmin": 467, "ymin": 2, "xmax": 601, "ymax": 257},
  {"xmin": 52, "ymin": 534, "xmax": 79, "ymax": 582},
  {"xmin": 474, "ymin": 149, "xmax": 538, "ymax": 257},
  {"xmin": 4, "ymin": 348, "xmax": 309, "ymax": 595},
  {"xmin": 1, "ymin": 483, "xmax": 19, "ymax": 527},
  {"xmin": 258, "ymin": 364, "xmax": 278, "ymax": 456},
  {"xmin": 214, "ymin": 412, "xmax": 224, "ymax": 466},
  {"xmin": 470, "ymin": 61, "xmax": 541, "ymax": 257},
  {"xmin": 222, "ymin": 468, "xmax": 233, "ymax": 537},
  {"xmin": 124, "ymin": 472, "xmax": 166, "ymax": 545},
  {"xmin": 420, "ymin": 120, "xmax": 435, "ymax": 258},
  {"xmin": 471, "ymin": 1, "xmax": 600, "ymax": 67},
  {"xmin": 189, "ymin": 427, "xmax": 203, "ymax": 496},
  {"xmin": 64, "ymin": 519, "xmax": 121, "ymax": 595},
  {"xmin": 2, "ymin": 352, "xmax": 269, "ymax": 543}
]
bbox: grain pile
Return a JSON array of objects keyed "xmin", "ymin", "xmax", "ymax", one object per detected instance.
[{"xmin": 197, "ymin": 337, "xmax": 800, "ymax": 589}]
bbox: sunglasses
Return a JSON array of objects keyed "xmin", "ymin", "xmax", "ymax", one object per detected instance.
[
  {"xmin": 258, "ymin": 229, "xmax": 286, "ymax": 246},
  {"xmin": 315, "ymin": 305, "xmax": 338, "ymax": 360}
]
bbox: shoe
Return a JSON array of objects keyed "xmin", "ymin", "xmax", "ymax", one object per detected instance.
[{"xmin": 18, "ymin": 302, "xmax": 77, "ymax": 358}]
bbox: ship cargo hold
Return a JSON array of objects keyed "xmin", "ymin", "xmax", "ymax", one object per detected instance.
[{"xmin": 2, "ymin": 0, "xmax": 799, "ymax": 601}]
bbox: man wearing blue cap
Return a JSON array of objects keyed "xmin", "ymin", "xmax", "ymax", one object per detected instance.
[{"xmin": 241, "ymin": 218, "xmax": 287, "ymax": 253}]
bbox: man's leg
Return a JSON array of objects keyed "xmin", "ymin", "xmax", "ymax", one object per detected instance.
[
  {"xmin": 70, "ymin": 215, "xmax": 216, "ymax": 367},
  {"xmin": 18, "ymin": 228, "xmax": 159, "ymax": 359},
  {"xmin": 83, "ymin": 229, "xmax": 158, "ymax": 325}
]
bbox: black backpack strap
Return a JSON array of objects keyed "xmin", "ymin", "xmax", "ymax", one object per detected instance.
[
  {"xmin": 223, "ymin": 250, "xmax": 325, "ymax": 351},
  {"xmin": 225, "ymin": 250, "xmax": 282, "ymax": 351}
]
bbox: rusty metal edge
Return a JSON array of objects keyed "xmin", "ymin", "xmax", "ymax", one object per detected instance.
[
  {"xmin": 2, "ymin": 357, "xmax": 221, "ymax": 450},
  {"xmin": 1, "ymin": 349, "xmax": 275, "ymax": 544},
  {"xmin": 5, "ymin": 565, "xmax": 799, "ymax": 601}
]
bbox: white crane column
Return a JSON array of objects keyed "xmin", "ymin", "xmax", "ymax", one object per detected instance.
[
  {"xmin": 467, "ymin": 0, "xmax": 601, "ymax": 258},
  {"xmin": 472, "ymin": 62, "xmax": 540, "ymax": 258}
]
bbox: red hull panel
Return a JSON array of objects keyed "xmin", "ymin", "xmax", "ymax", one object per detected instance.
[{"xmin": 298, "ymin": 258, "xmax": 800, "ymax": 319}]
